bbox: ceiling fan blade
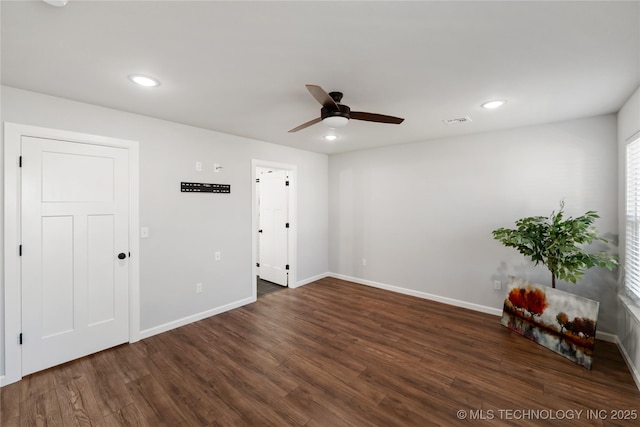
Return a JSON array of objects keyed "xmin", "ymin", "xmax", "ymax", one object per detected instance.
[
  {"xmin": 288, "ymin": 117, "xmax": 322, "ymax": 133},
  {"xmin": 350, "ymin": 111, "xmax": 404, "ymax": 124},
  {"xmin": 306, "ymin": 84, "xmax": 339, "ymax": 110}
]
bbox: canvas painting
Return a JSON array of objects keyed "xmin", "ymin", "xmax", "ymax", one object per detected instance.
[{"xmin": 500, "ymin": 276, "xmax": 600, "ymax": 369}]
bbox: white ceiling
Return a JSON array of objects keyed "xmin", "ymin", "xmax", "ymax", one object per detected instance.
[{"xmin": 2, "ymin": 0, "xmax": 639, "ymax": 154}]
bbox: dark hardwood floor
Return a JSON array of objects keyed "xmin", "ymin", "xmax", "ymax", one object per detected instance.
[{"xmin": 2, "ymin": 277, "xmax": 639, "ymax": 426}]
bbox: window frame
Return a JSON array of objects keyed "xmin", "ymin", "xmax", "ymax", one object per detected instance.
[{"xmin": 625, "ymin": 135, "xmax": 640, "ymax": 301}]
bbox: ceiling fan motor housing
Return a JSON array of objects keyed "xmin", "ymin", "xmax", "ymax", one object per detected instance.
[{"xmin": 321, "ymin": 104, "xmax": 351, "ymax": 120}]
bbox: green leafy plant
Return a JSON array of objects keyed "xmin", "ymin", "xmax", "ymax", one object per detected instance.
[{"xmin": 492, "ymin": 201, "xmax": 618, "ymax": 288}]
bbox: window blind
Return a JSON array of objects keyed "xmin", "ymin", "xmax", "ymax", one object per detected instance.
[{"xmin": 625, "ymin": 137, "xmax": 640, "ymax": 300}]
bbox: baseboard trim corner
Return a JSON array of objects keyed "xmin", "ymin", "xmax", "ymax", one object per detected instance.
[
  {"xmin": 595, "ymin": 331, "xmax": 617, "ymax": 343},
  {"xmin": 294, "ymin": 272, "xmax": 331, "ymax": 288}
]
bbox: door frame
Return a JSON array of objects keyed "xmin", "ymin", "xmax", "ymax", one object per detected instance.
[
  {"xmin": 2, "ymin": 123, "xmax": 141, "ymax": 386},
  {"xmin": 256, "ymin": 167, "xmax": 289, "ymax": 287},
  {"xmin": 251, "ymin": 160, "xmax": 297, "ymax": 300}
]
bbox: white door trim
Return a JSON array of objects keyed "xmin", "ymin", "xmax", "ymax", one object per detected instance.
[
  {"xmin": 257, "ymin": 168, "xmax": 289, "ymax": 286},
  {"xmin": 2, "ymin": 123, "xmax": 141, "ymax": 386},
  {"xmin": 251, "ymin": 160, "xmax": 298, "ymax": 301}
]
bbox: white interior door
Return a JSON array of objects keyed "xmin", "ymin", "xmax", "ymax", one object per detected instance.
[
  {"xmin": 258, "ymin": 169, "xmax": 288, "ymax": 286},
  {"xmin": 21, "ymin": 136, "xmax": 130, "ymax": 376}
]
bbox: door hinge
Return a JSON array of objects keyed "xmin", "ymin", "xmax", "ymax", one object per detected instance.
[
  {"xmin": 285, "ymin": 180, "xmax": 289, "ymax": 186},
  {"xmin": 19, "ymin": 156, "xmax": 23, "ymax": 167},
  {"xmin": 19, "ymin": 333, "xmax": 22, "ymax": 345},
  {"xmin": 256, "ymin": 262, "xmax": 260, "ymax": 267},
  {"xmin": 256, "ymin": 178, "xmax": 260, "ymax": 183},
  {"xmin": 285, "ymin": 264, "xmax": 290, "ymax": 270},
  {"xmin": 285, "ymin": 223, "xmax": 289, "ymax": 228},
  {"xmin": 19, "ymin": 245, "xmax": 22, "ymax": 256}
]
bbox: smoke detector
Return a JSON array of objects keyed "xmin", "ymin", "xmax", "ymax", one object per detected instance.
[{"xmin": 442, "ymin": 116, "xmax": 472, "ymax": 126}]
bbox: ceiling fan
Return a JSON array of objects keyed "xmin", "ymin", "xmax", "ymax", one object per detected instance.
[{"xmin": 289, "ymin": 84, "xmax": 404, "ymax": 133}]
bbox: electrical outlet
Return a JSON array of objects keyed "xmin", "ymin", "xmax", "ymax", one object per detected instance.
[
  {"xmin": 140, "ymin": 226, "xmax": 149, "ymax": 239},
  {"xmin": 195, "ymin": 161, "xmax": 202, "ymax": 171},
  {"xmin": 196, "ymin": 283, "xmax": 203, "ymax": 293},
  {"xmin": 493, "ymin": 280, "xmax": 502, "ymax": 291},
  {"xmin": 215, "ymin": 251, "xmax": 221, "ymax": 261}
]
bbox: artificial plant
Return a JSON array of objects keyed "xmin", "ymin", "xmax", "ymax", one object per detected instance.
[{"xmin": 492, "ymin": 201, "xmax": 618, "ymax": 288}]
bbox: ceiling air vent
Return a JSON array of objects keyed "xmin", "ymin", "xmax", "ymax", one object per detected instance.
[{"xmin": 442, "ymin": 116, "xmax": 472, "ymax": 126}]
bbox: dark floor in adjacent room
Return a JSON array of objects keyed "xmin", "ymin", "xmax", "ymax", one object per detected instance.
[{"xmin": 257, "ymin": 277, "xmax": 286, "ymax": 297}]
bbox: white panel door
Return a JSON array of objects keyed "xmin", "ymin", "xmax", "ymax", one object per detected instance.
[
  {"xmin": 21, "ymin": 136, "xmax": 130, "ymax": 375},
  {"xmin": 258, "ymin": 170, "xmax": 288, "ymax": 286}
]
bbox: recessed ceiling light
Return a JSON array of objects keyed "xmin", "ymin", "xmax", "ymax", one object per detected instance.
[
  {"xmin": 481, "ymin": 100, "xmax": 506, "ymax": 110},
  {"xmin": 324, "ymin": 135, "xmax": 338, "ymax": 141},
  {"xmin": 129, "ymin": 74, "xmax": 160, "ymax": 88},
  {"xmin": 43, "ymin": 0, "xmax": 69, "ymax": 7}
]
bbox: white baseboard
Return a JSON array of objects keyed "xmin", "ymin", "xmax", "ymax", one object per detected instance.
[
  {"xmin": 615, "ymin": 335, "xmax": 640, "ymax": 391},
  {"xmin": 294, "ymin": 272, "xmax": 331, "ymax": 288},
  {"xmin": 595, "ymin": 331, "xmax": 617, "ymax": 343},
  {"xmin": 134, "ymin": 272, "xmax": 327, "ymax": 342},
  {"xmin": 138, "ymin": 296, "xmax": 255, "ymax": 340},
  {"xmin": 328, "ymin": 273, "xmax": 503, "ymax": 317},
  {"xmin": 328, "ymin": 273, "xmax": 623, "ymax": 339},
  {"xmin": 617, "ymin": 295, "xmax": 640, "ymax": 391}
]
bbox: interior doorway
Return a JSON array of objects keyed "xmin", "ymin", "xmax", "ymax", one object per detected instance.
[
  {"xmin": 251, "ymin": 160, "xmax": 297, "ymax": 300},
  {"xmin": 257, "ymin": 167, "xmax": 289, "ymax": 287}
]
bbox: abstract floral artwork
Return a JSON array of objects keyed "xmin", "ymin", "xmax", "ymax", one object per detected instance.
[{"xmin": 500, "ymin": 276, "xmax": 600, "ymax": 369}]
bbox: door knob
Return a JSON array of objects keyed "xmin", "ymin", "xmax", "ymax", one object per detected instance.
[{"xmin": 117, "ymin": 252, "xmax": 127, "ymax": 260}]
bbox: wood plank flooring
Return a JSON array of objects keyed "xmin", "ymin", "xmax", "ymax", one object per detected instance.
[{"xmin": 2, "ymin": 277, "xmax": 639, "ymax": 426}]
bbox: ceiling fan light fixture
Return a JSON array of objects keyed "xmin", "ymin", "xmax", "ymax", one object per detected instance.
[
  {"xmin": 323, "ymin": 116, "xmax": 349, "ymax": 128},
  {"xmin": 129, "ymin": 74, "xmax": 160, "ymax": 88},
  {"xmin": 324, "ymin": 134, "xmax": 338, "ymax": 141},
  {"xmin": 481, "ymin": 99, "xmax": 506, "ymax": 110}
]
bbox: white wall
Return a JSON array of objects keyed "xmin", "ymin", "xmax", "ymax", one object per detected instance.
[
  {"xmin": 1, "ymin": 86, "xmax": 329, "ymax": 377},
  {"xmin": 617, "ymin": 85, "xmax": 640, "ymax": 386},
  {"xmin": 329, "ymin": 114, "xmax": 619, "ymax": 331}
]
